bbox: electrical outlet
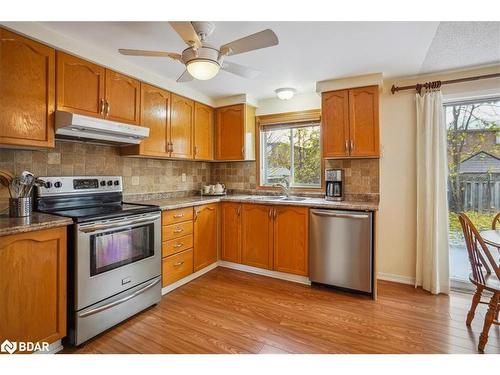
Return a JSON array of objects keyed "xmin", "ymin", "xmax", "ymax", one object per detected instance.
[{"xmin": 181, "ymin": 173, "xmax": 187, "ymax": 182}]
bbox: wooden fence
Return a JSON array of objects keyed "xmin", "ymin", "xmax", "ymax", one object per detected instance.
[{"xmin": 460, "ymin": 179, "xmax": 500, "ymax": 212}]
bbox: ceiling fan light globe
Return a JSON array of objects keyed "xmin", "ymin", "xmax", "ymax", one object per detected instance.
[
  {"xmin": 275, "ymin": 88, "xmax": 296, "ymax": 100},
  {"xmin": 186, "ymin": 60, "xmax": 220, "ymax": 80}
]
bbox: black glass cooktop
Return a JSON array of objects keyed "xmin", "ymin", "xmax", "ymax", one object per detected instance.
[{"xmin": 40, "ymin": 203, "xmax": 160, "ymax": 223}]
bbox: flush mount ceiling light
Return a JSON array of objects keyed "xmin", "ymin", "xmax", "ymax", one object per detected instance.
[{"xmin": 275, "ymin": 88, "xmax": 296, "ymax": 100}]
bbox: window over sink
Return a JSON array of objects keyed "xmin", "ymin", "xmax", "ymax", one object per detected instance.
[{"xmin": 257, "ymin": 111, "xmax": 322, "ymax": 189}]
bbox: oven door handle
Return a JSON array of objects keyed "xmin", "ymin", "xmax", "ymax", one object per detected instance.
[
  {"xmin": 78, "ymin": 278, "xmax": 161, "ymax": 318},
  {"xmin": 79, "ymin": 215, "xmax": 159, "ymax": 233}
]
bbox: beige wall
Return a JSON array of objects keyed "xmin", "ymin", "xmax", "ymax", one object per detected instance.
[{"xmin": 378, "ymin": 64, "xmax": 500, "ymax": 283}]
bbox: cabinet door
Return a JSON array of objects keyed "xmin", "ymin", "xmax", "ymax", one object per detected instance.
[
  {"xmin": 348, "ymin": 85, "xmax": 379, "ymax": 157},
  {"xmin": 170, "ymin": 93, "xmax": 194, "ymax": 159},
  {"xmin": 273, "ymin": 206, "xmax": 309, "ymax": 276},
  {"xmin": 221, "ymin": 202, "xmax": 241, "ymax": 263},
  {"xmin": 140, "ymin": 83, "xmax": 170, "ymax": 156},
  {"xmin": 193, "ymin": 203, "xmax": 218, "ymax": 271},
  {"xmin": 215, "ymin": 104, "xmax": 245, "ymax": 160},
  {"xmin": 194, "ymin": 102, "xmax": 214, "ymax": 160},
  {"xmin": 322, "ymin": 90, "xmax": 349, "ymax": 158},
  {"xmin": 105, "ymin": 69, "xmax": 141, "ymax": 124},
  {"xmin": 0, "ymin": 227, "xmax": 66, "ymax": 350},
  {"xmin": 241, "ymin": 204, "xmax": 273, "ymax": 270},
  {"xmin": 56, "ymin": 51, "xmax": 105, "ymax": 118},
  {"xmin": 0, "ymin": 28, "xmax": 55, "ymax": 148}
]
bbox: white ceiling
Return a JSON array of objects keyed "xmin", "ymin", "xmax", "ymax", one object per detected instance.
[{"xmin": 40, "ymin": 21, "xmax": 500, "ymax": 100}]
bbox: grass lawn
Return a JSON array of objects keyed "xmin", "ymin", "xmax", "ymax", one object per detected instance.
[{"xmin": 449, "ymin": 210, "xmax": 496, "ymax": 238}]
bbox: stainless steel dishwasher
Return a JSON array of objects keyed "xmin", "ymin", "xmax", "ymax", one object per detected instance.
[{"xmin": 309, "ymin": 209, "xmax": 373, "ymax": 294}]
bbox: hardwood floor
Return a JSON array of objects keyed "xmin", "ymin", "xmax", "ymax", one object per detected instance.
[{"xmin": 63, "ymin": 267, "xmax": 500, "ymax": 354}]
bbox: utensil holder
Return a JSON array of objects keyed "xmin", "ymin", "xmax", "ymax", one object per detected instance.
[{"xmin": 9, "ymin": 197, "xmax": 33, "ymax": 217}]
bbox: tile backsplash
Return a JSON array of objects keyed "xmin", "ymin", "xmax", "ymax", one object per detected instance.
[
  {"xmin": 0, "ymin": 141, "xmax": 211, "ymax": 200},
  {"xmin": 0, "ymin": 141, "xmax": 379, "ymax": 205}
]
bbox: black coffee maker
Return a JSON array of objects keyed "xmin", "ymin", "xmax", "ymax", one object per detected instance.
[{"xmin": 325, "ymin": 169, "xmax": 344, "ymax": 201}]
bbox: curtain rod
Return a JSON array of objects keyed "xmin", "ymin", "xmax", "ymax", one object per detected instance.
[{"xmin": 390, "ymin": 72, "xmax": 500, "ymax": 95}]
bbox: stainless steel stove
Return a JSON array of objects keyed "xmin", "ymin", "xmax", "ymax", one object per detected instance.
[{"xmin": 35, "ymin": 176, "xmax": 162, "ymax": 346}]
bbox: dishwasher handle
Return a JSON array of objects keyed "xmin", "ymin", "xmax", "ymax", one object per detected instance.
[{"xmin": 311, "ymin": 210, "xmax": 370, "ymax": 220}]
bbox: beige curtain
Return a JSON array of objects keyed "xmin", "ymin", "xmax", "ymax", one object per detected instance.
[{"xmin": 415, "ymin": 90, "xmax": 450, "ymax": 295}]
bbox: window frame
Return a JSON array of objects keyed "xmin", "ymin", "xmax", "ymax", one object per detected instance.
[{"xmin": 255, "ymin": 109, "xmax": 324, "ymax": 192}]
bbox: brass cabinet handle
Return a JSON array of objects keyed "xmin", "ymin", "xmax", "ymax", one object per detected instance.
[
  {"xmin": 273, "ymin": 208, "xmax": 277, "ymax": 219},
  {"xmin": 173, "ymin": 243, "xmax": 184, "ymax": 248},
  {"xmin": 173, "ymin": 261, "xmax": 185, "ymax": 267},
  {"xmin": 173, "ymin": 213, "xmax": 184, "ymax": 218},
  {"xmin": 100, "ymin": 98, "xmax": 105, "ymax": 115},
  {"xmin": 345, "ymin": 140, "xmax": 349, "ymax": 153},
  {"xmin": 170, "ymin": 142, "xmax": 174, "ymax": 153},
  {"xmin": 236, "ymin": 206, "xmax": 241, "ymax": 216},
  {"xmin": 173, "ymin": 228, "xmax": 183, "ymax": 233},
  {"xmin": 193, "ymin": 145, "xmax": 197, "ymax": 156},
  {"xmin": 194, "ymin": 210, "xmax": 199, "ymax": 221},
  {"xmin": 268, "ymin": 208, "xmax": 272, "ymax": 219},
  {"xmin": 105, "ymin": 100, "xmax": 110, "ymax": 116},
  {"xmin": 350, "ymin": 140, "xmax": 354, "ymax": 151},
  {"xmin": 241, "ymin": 147, "xmax": 245, "ymax": 158}
]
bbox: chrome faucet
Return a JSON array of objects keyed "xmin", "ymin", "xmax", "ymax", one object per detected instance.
[{"xmin": 273, "ymin": 178, "xmax": 290, "ymax": 198}]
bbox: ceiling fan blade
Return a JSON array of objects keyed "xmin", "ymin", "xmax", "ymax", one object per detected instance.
[
  {"xmin": 176, "ymin": 69, "xmax": 194, "ymax": 83},
  {"xmin": 169, "ymin": 22, "xmax": 202, "ymax": 49},
  {"xmin": 222, "ymin": 61, "xmax": 260, "ymax": 79},
  {"xmin": 118, "ymin": 49, "xmax": 182, "ymax": 61},
  {"xmin": 220, "ymin": 29, "xmax": 278, "ymax": 56}
]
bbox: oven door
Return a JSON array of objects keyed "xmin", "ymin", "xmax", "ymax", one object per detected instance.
[{"xmin": 75, "ymin": 212, "xmax": 161, "ymax": 310}]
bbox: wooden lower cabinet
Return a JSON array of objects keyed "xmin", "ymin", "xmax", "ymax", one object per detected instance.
[
  {"xmin": 193, "ymin": 203, "xmax": 218, "ymax": 272},
  {"xmin": 221, "ymin": 202, "xmax": 241, "ymax": 263},
  {"xmin": 241, "ymin": 204, "xmax": 274, "ymax": 270},
  {"xmin": 162, "ymin": 249, "xmax": 193, "ymax": 286},
  {"xmin": 222, "ymin": 203, "xmax": 309, "ymax": 276},
  {"xmin": 273, "ymin": 206, "xmax": 309, "ymax": 276},
  {"xmin": 0, "ymin": 227, "xmax": 67, "ymax": 350}
]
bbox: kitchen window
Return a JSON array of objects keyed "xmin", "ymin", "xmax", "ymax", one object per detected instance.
[{"xmin": 257, "ymin": 110, "xmax": 322, "ymax": 189}]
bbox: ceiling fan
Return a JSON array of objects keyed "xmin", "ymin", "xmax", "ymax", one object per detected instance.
[{"xmin": 118, "ymin": 21, "xmax": 279, "ymax": 82}]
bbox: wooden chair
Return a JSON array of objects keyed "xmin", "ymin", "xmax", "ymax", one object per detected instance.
[{"xmin": 458, "ymin": 212, "xmax": 499, "ymax": 352}]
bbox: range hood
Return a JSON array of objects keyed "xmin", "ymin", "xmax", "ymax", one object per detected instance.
[{"xmin": 55, "ymin": 111, "xmax": 149, "ymax": 145}]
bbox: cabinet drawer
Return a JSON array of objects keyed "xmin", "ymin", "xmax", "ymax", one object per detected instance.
[
  {"xmin": 162, "ymin": 234, "xmax": 193, "ymax": 258},
  {"xmin": 162, "ymin": 207, "xmax": 193, "ymax": 225},
  {"xmin": 162, "ymin": 221, "xmax": 193, "ymax": 240},
  {"xmin": 162, "ymin": 249, "xmax": 193, "ymax": 286}
]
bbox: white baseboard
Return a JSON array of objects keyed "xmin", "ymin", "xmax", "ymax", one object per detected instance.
[
  {"xmin": 218, "ymin": 261, "xmax": 311, "ymax": 285},
  {"xmin": 161, "ymin": 262, "xmax": 218, "ymax": 295},
  {"xmin": 377, "ymin": 272, "xmax": 415, "ymax": 285},
  {"xmin": 34, "ymin": 339, "xmax": 63, "ymax": 354}
]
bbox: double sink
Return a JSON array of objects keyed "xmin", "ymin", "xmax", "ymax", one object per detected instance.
[{"xmin": 244, "ymin": 195, "xmax": 308, "ymax": 202}]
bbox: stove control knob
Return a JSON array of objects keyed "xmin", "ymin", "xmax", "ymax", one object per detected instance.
[
  {"xmin": 107, "ymin": 180, "xmax": 113, "ymax": 186},
  {"xmin": 54, "ymin": 181, "xmax": 62, "ymax": 188},
  {"xmin": 45, "ymin": 181, "xmax": 53, "ymax": 189},
  {"xmin": 114, "ymin": 180, "xmax": 120, "ymax": 186},
  {"xmin": 100, "ymin": 180, "xmax": 106, "ymax": 187}
]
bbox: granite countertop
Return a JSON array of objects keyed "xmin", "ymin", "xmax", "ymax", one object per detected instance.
[
  {"xmin": 0, "ymin": 212, "xmax": 73, "ymax": 237},
  {"xmin": 127, "ymin": 194, "xmax": 379, "ymax": 212}
]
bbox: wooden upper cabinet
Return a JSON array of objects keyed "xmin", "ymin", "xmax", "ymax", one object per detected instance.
[
  {"xmin": 193, "ymin": 203, "xmax": 218, "ymax": 272},
  {"xmin": 194, "ymin": 102, "xmax": 214, "ymax": 160},
  {"xmin": 215, "ymin": 104, "xmax": 256, "ymax": 161},
  {"xmin": 349, "ymin": 85, "xmax": 379, "ymax": 157},
  {"xmin": 241, "ymin": 204, "xmax": 273, "ymax": 270},
  {"xmin": 322, "ymin": 90, "xmax": 349, "ymax": 158},
  {"xmin": 0, "ymin": 28, "xmax": 55, "ymax": 148},
  {"xmin": 273, "ymin": 206, "xmax": 309, "ymax": 276},
  {"xmin": 0, "ymin": 227, "xmax": 66, "ymax": 349},
  {"xmin": 170, "ymin": 93, "xmax": 194, "ymax": 159},
  {"xmin": 104, "ymin": 69, "xmax": 141, "ymax": 124},
  {"xmin": 221, "ymin": 202, "xmax": 242, "ymax": 263},
  {"xmin": 129, "ymin": 83, "xmax": 170, "ymax": 157},
  {"xmin": 321, "ymin": 85, "xmax": 379, "ymax": 158},
  {"xmin": 56, "ymin": 51, "xmax": 105, "ymax": 118}
]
